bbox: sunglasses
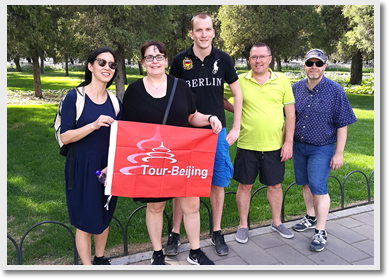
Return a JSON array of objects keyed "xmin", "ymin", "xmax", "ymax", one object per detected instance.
[
  {"xmin": 95, "ymin": 58, "xmax": 118, "ymax": 70},
  {"xmin": 143, "ymin": 54, "xmax": 166, "ymax": 62},
  {"xmin": 305, "ymin": 61, "xmax": 325, "ymax": 67}
]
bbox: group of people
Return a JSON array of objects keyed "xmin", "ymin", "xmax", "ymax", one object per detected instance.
[{"xmin": 60, "ymin": 12, "xmax": 357, "ymax": 265}]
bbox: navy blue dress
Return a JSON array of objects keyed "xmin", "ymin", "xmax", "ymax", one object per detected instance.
[{"xmin": 61, "ymin": 88, "xmax": 122, "ymax": 234}]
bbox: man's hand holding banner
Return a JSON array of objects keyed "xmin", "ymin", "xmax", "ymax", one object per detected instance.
[{"xmin": 105, "ymin": 121, "xmax": 218, "ymax": 198}]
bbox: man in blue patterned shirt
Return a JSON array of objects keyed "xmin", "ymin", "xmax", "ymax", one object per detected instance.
[{"xmin": 291, "ymin": 49, "xmax": 357, "ymax": 252}]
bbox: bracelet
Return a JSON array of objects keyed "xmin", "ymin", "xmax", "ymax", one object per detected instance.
[{"xmin": 208, "ymin": 115, "xmax": 216, "ymax": 123}]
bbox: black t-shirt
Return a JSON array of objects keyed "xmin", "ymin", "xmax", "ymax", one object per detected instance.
[
  {"xmin": 122, "ymin": 74, "xmax": 196, "ymax": 127},
  {"xmin": 121, "ymin": 74, "xmax": 197, "ymax": 203},
  {"xmin": 169, "ymin": 45, "xmax": 238, "ymax": 128}
]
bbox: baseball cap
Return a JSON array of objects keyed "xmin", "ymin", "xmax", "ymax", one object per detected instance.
[{"xmin": 304, "ymin": 49, "xmax": 326, "ymax": 63}]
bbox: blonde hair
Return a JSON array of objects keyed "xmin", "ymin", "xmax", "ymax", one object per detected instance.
[{"xmin": 191, "ymin": 12, "xmax": 213, "ymax": 30}]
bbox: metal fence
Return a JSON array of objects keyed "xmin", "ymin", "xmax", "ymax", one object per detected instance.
[{"xmin": 7, "ymin": 170, "xmax": 374, "ymax": 265}]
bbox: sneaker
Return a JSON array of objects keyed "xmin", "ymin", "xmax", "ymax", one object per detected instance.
[
  {"xmin": 151, "ymin": 252, "xmax": 165, "ymax": 265},
  {"xmin": 270, "ymin": 222, "xmax": 294, "ymax": 239},
  {"xmin": 92, "ymin": 256, "xmax": 111, "ymax": 265},
  {"xmin": 210, "ymin": 231, "xmax": 229, "ymax": 255},
  {"xmin": 310, "ymin": 230, "xmax": 327, "ymax": 252},
  {"xmin": 293, "ymin": 215, "xmax": 317, "ymax": 232},
  {"xmin": 235, "ymin": 226, "xmax": 249, "ymax": 244},
  {"xmin": 164, "ymin": 232, "xmax": 181, "ymax": 256},
  {"xmin": 187, "ymin": 249, "xmax": 215, "ymax": 265}
]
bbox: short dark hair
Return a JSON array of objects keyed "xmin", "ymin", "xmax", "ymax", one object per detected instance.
[
  {"xmin": 191, "ymin": 12, "xmax": 213, "ymax": 30},
  {"xmin": 141, "ymin": 40, "xmax": 167, "ymax": 59},
  {"xmin": 250, "ymin": 42, "xmax": 272, "ymax": 56},
  {"xmin": 79, "ymin": 47, "xmax": 118, "ymax": 89}
]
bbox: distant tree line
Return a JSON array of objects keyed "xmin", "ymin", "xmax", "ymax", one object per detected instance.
[{"xmin": 7, "ymin": 5, "xmax": 374, "ymax": 99}]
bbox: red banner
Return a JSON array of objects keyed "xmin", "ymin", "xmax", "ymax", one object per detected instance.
[{"xmin": 105, "ymin": 121, "xmax": 218, "ymax": 198}]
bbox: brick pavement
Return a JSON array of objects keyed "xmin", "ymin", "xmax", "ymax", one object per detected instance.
[{"xmin": 111, "ymin": 204, "xmax": 377, "ymax": 269}]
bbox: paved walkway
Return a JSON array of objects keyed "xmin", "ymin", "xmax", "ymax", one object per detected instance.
[{"xmin": 111, "ymin": 204, "xmax": 376, "ymax": 269}]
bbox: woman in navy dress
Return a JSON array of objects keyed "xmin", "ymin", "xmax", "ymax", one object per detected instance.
[{"xmin": 60, "ymin": 47, "xmax": 122, "ymax": 265}]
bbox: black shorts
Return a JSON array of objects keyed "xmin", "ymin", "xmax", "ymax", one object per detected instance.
[{"xmin": 233, "ymin": 147, "xmax": 284, "ymax": 186}]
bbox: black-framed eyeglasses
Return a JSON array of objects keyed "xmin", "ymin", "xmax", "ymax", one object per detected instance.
[
  {"xmin": 250, "ymin": 55, "xmax": 271, "ymax": 60},
  {"xmin": 95, "ymin": 58, "xmax": 118, "ymax": 70},
  {"xmin": 305, "ymin": 61, "xmax": 325, "ymax": 67},
  {"xmin": 143, "ymin": 54, "xmax": 166, "ymax": 62}
]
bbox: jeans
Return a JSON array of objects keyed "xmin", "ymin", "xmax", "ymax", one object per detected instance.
[{"xmin": 293, "ymin": 141, "xmax": 336, "ymax": 195}]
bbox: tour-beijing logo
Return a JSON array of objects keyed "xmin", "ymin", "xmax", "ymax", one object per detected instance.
[{"xmin": 120, "ymin": 126, "xmax": 208, "ymax": 179}]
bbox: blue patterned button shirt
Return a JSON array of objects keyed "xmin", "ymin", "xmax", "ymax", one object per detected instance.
[{"xmin": 292, "ymin": 75, "xmax": 357, "ymax": 146}]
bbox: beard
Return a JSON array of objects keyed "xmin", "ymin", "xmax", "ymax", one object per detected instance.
[{"xmin": 306, "ymin": 72, "xmax": 323, "ymax": 80}]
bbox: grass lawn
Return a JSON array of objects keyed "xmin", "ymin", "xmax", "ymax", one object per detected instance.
[
  {"xmin": 7, "ymin": 68, "xmax": 143, "ymax": 92},
  {"xmin": 7, "ymin": 68, "xmax": 374, "ymax": 265},
  {"xmin": 7, "ymin": 71, "xmax": 84, "ymax": 91}
]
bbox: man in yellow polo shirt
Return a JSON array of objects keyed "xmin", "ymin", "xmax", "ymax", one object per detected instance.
[{"xmin": 224, "ymin": 42, "xmax": 295, "ymax": 243}]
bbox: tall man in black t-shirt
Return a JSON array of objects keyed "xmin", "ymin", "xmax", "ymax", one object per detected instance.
[{"xmin": 167, "ymin": 12, "xmax": 243, "ymax": 257}]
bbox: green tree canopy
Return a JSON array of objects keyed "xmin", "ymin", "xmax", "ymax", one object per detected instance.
[
  {"xmin": 218, "ymin": 5, "xmax": 318, "ymax": 70},
  {"xmin": 343, "ymin": 5, "xmax": 374, "ymax": 58},
  {"xmin": 336, "ymin": 5, "xmax": 374, "ymax": 84},
  {"xmin": 7, "ymin": 5, "xmax": 62, "ymax": 97},
  {"xmin": 7, "ymin": 5, "xmax": 375, "ymax": 91},
  {"xmin": 73, "ymin": 5, "xmax": 175, "ymax": 99}
]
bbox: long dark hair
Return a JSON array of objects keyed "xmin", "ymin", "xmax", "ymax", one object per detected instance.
[{"xmin": 78, "ymin": 47, "xmax": 118, "ymax": 88}]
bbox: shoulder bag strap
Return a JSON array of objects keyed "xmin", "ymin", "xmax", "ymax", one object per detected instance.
[
  {"xmin": 162, "ymin": 77, "xmax": 178, "ymax": 125},
  {"xmin": 107, "ymin": 90, "xmax": 120, "ymax": 117},
  {"xmin": 68, "ymin": 87, "xmax": 84, "ymax": 190},
  {"xmin": 74, "ymin": 87, "xmax": 85, "ymax": 123}
]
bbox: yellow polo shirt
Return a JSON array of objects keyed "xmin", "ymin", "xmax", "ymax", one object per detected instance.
[{"xmin": 224, "ymin": 69, "xmax": 295, "ymax": 151}]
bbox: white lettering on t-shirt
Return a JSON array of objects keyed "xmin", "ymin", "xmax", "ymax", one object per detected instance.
[{"xmin": 185, "ymin": 78, "xmax": 222, "ymax": 88}]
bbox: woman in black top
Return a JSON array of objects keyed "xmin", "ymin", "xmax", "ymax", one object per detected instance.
[{"xmin": 122, "ymin": 40, "xmax": 221, "ymax": 265}]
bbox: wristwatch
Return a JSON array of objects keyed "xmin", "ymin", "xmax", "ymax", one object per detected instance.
[{"xmin": 208, "ymin": 115, "xmax": 216, "ymax": 123}]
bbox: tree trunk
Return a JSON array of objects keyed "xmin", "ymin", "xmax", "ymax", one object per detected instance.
[
  {"xmin": 65, "ymin": 61, "xmax": 69, "ymax": 77},
  {"xmin": 32, "ymin": 50, "xmax": 43, "ymax": 98},
  {"xmin": 65, "ymin": 54, "xmax": 69, "ymax": 77},
  {"xmin": 114, "ymin": 46, "xmax": 126, "ymax": 101},
  {"xmin": 276, "ymin": 56, "xmax": 282, "ymax": 72},
  {"xmin": 267, "ymin": 42, "xmax": 275, "ymax": 70},
  {"xmin": 14, "ymin": 56, "xmax": 22, "ymax": 72},
  {"xmin": 40, "ymin": 51, "xmax": 44, "ymax": 75},
  {"xmin": 138, "ymin": 60, "xmax": 144, "ymax": 75},
  {"xmin": 122, "ymin": 59, "xmax": 127, "ymax": 85},
  {"xmin": 269, "ymin": 58, "xmax": 275, "ymax": 70},
  {"xmin": 242, "ymin": 48, "xmax": 250, "ymax": 70},
  {"xmin": 349, "ymin": 50, "xmax": 363, "ymax": 85}
]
